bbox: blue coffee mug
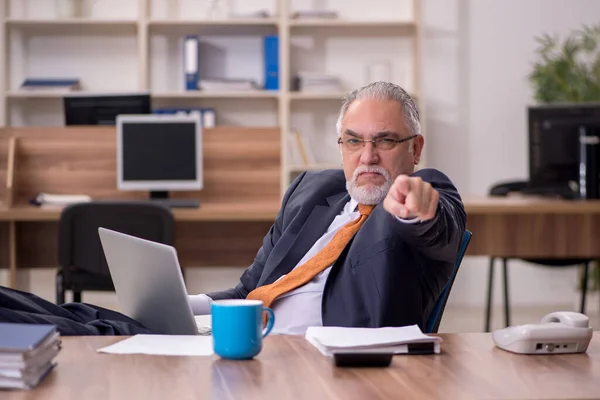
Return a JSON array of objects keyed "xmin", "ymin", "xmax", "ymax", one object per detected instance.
[{"xmin": 211, "ymin": 299, "xmax": 275, "ymax": 360}]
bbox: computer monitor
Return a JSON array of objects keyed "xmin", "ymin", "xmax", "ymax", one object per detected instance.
[
  {"xmin": 528, "ymin": 103, "xmax": 600, "ymax": 197},
  {"xmin": 116, "ymin": 114, "xmax": 203, "ymax": 208},
  {"xmin": 64, "ymin": 93, "xmax": 151, "ymax": 126}
]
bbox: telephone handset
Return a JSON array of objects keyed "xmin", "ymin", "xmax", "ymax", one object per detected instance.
[{"xmin": 493, "ymin": 311, "xmax": 593, "ymax": 354}]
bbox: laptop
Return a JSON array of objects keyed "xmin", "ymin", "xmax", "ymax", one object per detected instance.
[{"xmin": 98, "ymin": 227, "xmax": 209, "ymax": 335}]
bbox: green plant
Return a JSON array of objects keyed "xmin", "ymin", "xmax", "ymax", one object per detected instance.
[{"xmin": 529, "ymin": 23, "xmax": 600, "ymax": 103}]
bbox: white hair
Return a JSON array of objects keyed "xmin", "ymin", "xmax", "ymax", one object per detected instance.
[{"xmin": 335, "ymin": 82, "xmax": 421, "ymax": 154}]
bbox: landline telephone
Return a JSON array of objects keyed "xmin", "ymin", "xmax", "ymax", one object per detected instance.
[{"xmin": 492, "ymin": 311, "xmax": 593, "ymax": 354}]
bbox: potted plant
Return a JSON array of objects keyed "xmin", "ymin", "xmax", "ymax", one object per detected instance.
[
  {"xmin": 529, "ymin": 23, "xmax": 600, "ymax": 103},
  {"xmin": 528, "ymin": 23, "xmax": 600, "ymax": 307}
]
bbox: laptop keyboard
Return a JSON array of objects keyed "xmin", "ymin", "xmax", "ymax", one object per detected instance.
[{"xmin": 197, "ymin": 323, "xmax": 212, "ymax": 336}]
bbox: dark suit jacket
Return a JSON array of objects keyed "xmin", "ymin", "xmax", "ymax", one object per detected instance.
[{"xmin": 207, "ymin": 168, "xmax": 466, "ymax": 330}]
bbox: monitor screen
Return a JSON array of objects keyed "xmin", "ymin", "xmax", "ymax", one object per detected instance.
[
  {"xmin": 117, "ymin": 114, "xmax": 203, "ymax": 192},
  {"xmin": 64, "ymin": 93, "xmax": 151, "ymax": 126},
  {"xmin": 528, "ymin": 104, "xmax": 600, "ymax": 190}
]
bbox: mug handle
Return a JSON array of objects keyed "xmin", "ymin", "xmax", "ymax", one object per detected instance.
[{"xmin": 262, "ymin": 307, "xmax": 275, "ymax": 338}]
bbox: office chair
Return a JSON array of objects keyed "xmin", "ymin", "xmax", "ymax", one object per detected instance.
[
  {"xmin": 485, "ymin": 181, "xmax": 593, "ymax": 331},
  {"xmin": 425, "ymin": 230, "xmax": 472, "ymax": 333},
  {"xmin": 56, "ymin": 201, "xmax": 176, "ymax": 304}
]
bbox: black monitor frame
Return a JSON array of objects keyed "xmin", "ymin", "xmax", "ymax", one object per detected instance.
[
  {"xmin": 63, "ymin": 93, "xmax": 151, "ymax": 126},
  {"xmin": 528, "ymin": 103, "xmax": 600, "ymax": 195}
]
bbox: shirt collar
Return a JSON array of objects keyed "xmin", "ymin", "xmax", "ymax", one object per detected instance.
[{"xmin": 348, "ymin": 197, "xmax": 359, "ymax": 213}]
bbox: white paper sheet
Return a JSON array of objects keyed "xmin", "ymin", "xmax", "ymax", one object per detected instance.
[{"xmin": 96, "ymin": 335, "xmax": 214, "ymax": 356}]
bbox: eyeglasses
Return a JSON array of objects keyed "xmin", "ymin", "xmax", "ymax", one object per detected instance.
[{"xmin": 337, "ymin": 134, "xmax": 418, "ymax": 152}]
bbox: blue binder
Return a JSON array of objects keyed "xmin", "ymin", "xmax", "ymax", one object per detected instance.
[
  {"xmin": 0, "ymin": 323, "xmax": 56, "ymax": 352},
  {"xmin": 264, "ymin": 35, "xmax": 279, "ymax": 90},
  {"xmin": 183, "ymin": 35, "xmax": 199, "ymax": 91}
]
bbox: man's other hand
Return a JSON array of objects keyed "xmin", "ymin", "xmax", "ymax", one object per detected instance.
[{"xmin": 383, "ymin": 175, "xmax": 439, "ymax": 221}]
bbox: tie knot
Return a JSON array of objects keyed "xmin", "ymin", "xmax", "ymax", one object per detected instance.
[{"xmin": 358, "ymin": 204, "xmax": 375, "ymax": 216}]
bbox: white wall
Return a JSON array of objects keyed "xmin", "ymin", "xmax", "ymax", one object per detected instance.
[
  {"xmin": 4, "ymin": 0, "xmax": 600, "ymax": 315},
  {"xmin": 423, "ymin": 0, "xmax": 600, "ymax": 310}
]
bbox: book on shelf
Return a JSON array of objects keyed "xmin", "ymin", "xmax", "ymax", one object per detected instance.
[
  {"xmin": 0, "ymin": 323, "xmax": 61, "ymax": 390},
  {"xmin": 288, "ymin": 129, "xmax": 316, "ymax": 166},
  {"xmin": 184, "ymin": 36, "xmax": 199, "ymax": 91},
  {"xmin": 181, "ymin": 34, "xmax": 278, "ymax": 92},
  {"xmin": 198, "ymin": 78, "xmax": 259, "ymax": 91},
  {"xmin": 228, "ymin": 10, "xmax": 271, "ymax": 19},
  {"xmin": 290, "ymin": 10, "xmax": 339, "ymax": 19},
  {"xmin": 19, "ymin": 78, "xmax": 81, "ymax": 93},
  {"xmin": 293, "ymin": 72, "xmax": 343, "ymax": 93},
  {"xmin": 154, "ymin": 107, "xmax": 216, "ymax": 128},
  {"xmin": 264, "ymin": 35, "xmax": 279, "ymax": 90}
]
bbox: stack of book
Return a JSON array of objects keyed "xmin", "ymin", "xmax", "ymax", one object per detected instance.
[
  {"xmin": 0, "ymin": 324, "xmax": 61, "ymax": 390},
  {"xmin": 19, "ymin": 78, "xmax": 81, "ymax": 93},
  {"xmin": 198, "ymin": 78, "xmax": 259, "ymax": 91}
]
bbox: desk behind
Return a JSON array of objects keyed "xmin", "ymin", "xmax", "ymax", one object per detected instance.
[
  {"xmin": 0, "ymin": 126, "xmax": 281, "ymax": 288},
  {"xmin": 464, "ymin": 195, "xmax": 600, "ymax": 258}
]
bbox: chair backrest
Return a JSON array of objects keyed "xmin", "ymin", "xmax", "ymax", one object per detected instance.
[
  {"xmin": 425, "ymin": 230, "xmax": 472, "ymax": 333},
  {"xmin": 58, "ymin": 201, "xmax": 175, "ymax": 279}
]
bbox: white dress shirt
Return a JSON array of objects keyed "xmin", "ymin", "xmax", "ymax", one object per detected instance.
[{"xmin": 188, "ymin": 198, "xmax": 419, "ymax": 335}]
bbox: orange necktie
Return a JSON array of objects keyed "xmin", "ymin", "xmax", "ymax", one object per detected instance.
[{"xmin": 246, "ymin": 204, "xmax": 375, "ymax": 309}]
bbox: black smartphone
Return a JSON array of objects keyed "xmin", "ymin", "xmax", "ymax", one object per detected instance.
[{"xmin": 332, "ymin": 351, "xmax": 394, "ymax": 368}]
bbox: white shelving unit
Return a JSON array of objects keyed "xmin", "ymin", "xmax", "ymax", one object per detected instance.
[{"xmin": 0, "ymin": 0, "xmax": 423, "ymax": 194}]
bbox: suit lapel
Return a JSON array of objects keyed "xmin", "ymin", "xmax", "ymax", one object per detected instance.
[{"xmin": 259, "ymin": 191, "xmax": 350, "ymax": 286}]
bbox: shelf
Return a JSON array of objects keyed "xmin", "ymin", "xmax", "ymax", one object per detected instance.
[
  {"xmin": 288, "ymin": 163, "xmax": 342, "ymax": 172},
  {"xmin": 152, "ymin": 91, "xmax": 279, "ymax": 99},
  {"xmin": 7, "ymin": 91, "xmax": 279, "ymax": 100},
  {"xmin": 7, "ymin": 91, "xmax": 71, "ymax": 99},
  {"xmin": 148, "ymin": 18, "xmax": 279, "ymax": 27},
  {"xmin": 6, "ymin": 91, "xmax": 145, "ymax": 99},
  {"xmin": 288, "ymin": 19, "xmax": 416, "ymax": 29},
  {"xmin": 288, "ymin": 92, "xmax": 346, "ymax": 100},
  {"xmin": 5, "ymin": 18, "xmax": 139, "ymax": 27}
]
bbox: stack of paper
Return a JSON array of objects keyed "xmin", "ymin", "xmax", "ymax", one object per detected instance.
[
  {"xmin": 305, "ymin": 325, "xmax": 442, "ymax": 356},
  {"xmin": 0, "ymin": 324, "xmax": 61, "ymax": 390},
  {"xmin": 30, "ymin": 192, "xmax": 92, "ymax": 207},
  {"xmin": 97, "ymin": 335, "xmax": 214, "ymax": 356},
  {"xmin": 295, "ymin": 72, "xmax": 343, "ymax": 93}
]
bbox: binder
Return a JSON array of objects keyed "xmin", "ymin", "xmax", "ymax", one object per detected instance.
[
  {"xmin": 183, "ymin": 35, "xmax": 199, "ymax": 91},
  {"xmin": 263, "ymin": 35, "xmax": 279, "ymax": 90},
  {"xmin": 0, "ymin": 324, "xmax": 57, "ymax": 353}
]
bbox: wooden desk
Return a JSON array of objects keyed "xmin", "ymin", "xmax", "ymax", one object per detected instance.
[
  {"xmin": 464, "ymin": 195, "xmax": 600, "ymax": 258},
  {"xmin": 0, "ymin": 126, "xmax": 282, "ymax": 288},
  {"xmin": 4, "ymin": 333, "xmax": 600, "ymax": 400},
  {"xmin": 4, "ymin": 194, "xmax": 600, "ymax": 289}
]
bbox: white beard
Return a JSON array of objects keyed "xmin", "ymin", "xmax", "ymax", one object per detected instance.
[{"xmin": 346, "ymin": 166, "xmax": 392, "ymax": 205}]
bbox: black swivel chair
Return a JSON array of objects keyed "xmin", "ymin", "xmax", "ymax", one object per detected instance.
[
  {"xmin": 56, "ymin": 201, "xmax": 176, "ymax": 304},
  {"xmin": 485, "ymin": 181, "xmax": 593, "ymax": 331}
]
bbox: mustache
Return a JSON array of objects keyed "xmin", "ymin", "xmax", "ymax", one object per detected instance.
[{"xmin": 352, "ymin": 166, "xmax": 391, "ymax": 180}]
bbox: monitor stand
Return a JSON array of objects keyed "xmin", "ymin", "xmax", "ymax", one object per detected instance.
[{"xmin": 148, "ymin": 191, "xmax": 200, "ymax": 209}]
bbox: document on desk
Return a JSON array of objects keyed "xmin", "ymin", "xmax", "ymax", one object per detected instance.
[
  {"xmin": 96, "ymin": 335, "xmax": 214, "ymax": 356},
  {"xmin": 305, "ymin": 325, "xmax": 442, "ymax": 356}
]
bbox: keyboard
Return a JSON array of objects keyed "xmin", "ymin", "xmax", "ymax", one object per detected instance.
[
  {"xmin": 197, "ymin": 324, "xmax": 212, "ymax": 336},
  {"xmin": 149, "ymin": 199, "xmax": 201, "ymax": 209}
]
